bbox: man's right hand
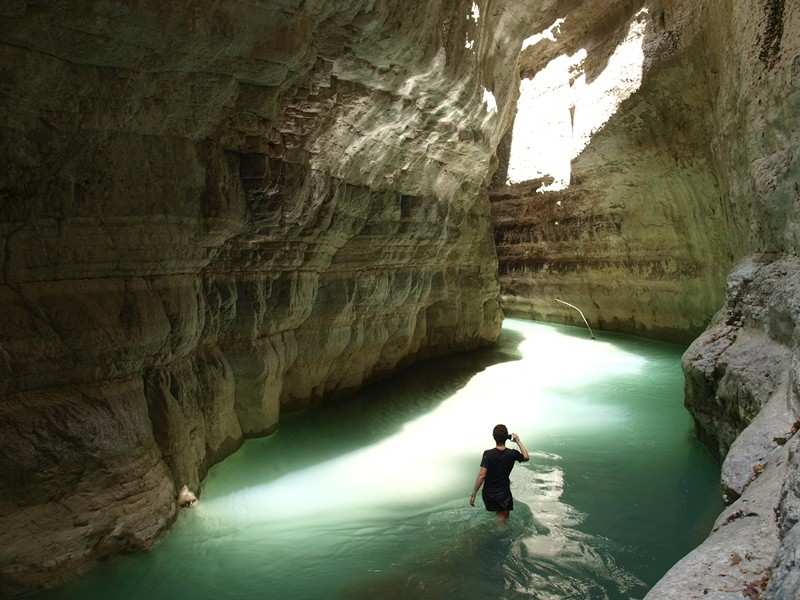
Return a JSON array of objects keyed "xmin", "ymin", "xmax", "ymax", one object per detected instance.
[{"xmin": 512, "ymin": 433, "xmax": 531, "ymax": 462}]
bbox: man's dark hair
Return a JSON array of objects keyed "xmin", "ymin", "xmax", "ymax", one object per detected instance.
[{"xmin": 493, "ymin": 424, "xmax": 509, "ymax": 445}]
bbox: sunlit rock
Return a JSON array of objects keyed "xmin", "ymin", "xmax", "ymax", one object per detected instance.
[
  {"xmin": 489, "ymin": 1, "xmax": 800, "ymax": 595},
  {"xmin": 0, "ymin": 0, "xmax": 798, "ymax": 597},
  {"xmin": 0, "ymin": 0, "xmax": 545, "ymax": 592},
  {"xmin": 178, "ymin": 486, "xmax": 198, "ymax": 508},
  {"xmin": 491, "ymin": 0, "xmax": 799, "ymax": 347}
]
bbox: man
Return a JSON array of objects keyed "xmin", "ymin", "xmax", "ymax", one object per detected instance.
[{"xmin": 469, "ymin": 424, "xmax": 530, "ymax": 523}]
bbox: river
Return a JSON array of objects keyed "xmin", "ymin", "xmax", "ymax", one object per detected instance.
[{"xmin": 38, "ymin": 319, "xmax": 722, "ymax": 600}]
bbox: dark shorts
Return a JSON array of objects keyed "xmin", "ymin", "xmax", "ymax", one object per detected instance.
[{"xmin": 482, "ymin": 487, "xmax": 514, "ymax": 512}]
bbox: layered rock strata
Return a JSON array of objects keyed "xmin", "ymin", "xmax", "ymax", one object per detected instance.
[
  {"xmin": 645, "ymin": 0, "xmax": 800, "ymax": 597},
  {"xmin": 493, "ymin": 0, "xmax": 798, "ymax": 343},
  {"xmin": 1, "ymin": 0, "xmax": 799, "ymax": 597},
  {"xmin": 490, "ymin": 0, "xmax": 800, "ymax": 597},
  {"xmin": 491, "ymin": 2, "xmax": 735, "ymax": 343},
  {"xmin": 0, "ymin": 0, "xmax": 546, "ymax": 593}
]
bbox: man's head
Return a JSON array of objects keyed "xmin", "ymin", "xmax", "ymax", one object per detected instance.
[{"xmin": 493, "ymin": 424, "xmax": 509, "ymax": 445}]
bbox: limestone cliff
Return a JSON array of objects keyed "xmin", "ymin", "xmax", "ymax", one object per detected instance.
[
  {"xmin": 2, "ymin": 0, "xmax": 799, "ymax": 597},
  {"xmin": 490, "ymin": 1, "xmax": 735, "ymax": 343},
  {"xmin": 491, "ymin": 0, "xmax": 798, "ymax": 344},
  {"xmin": 0, "ymin": 0, "xmax": 543, "ymax": 593},
  {"xmin": 489, "ymin": 0, "xmax": 800, "ymax": 597},
  {"xmin": 646, "ymin": 1, "xmax": 800, "ymax": 597},
  {"xmin": 649, "ymin": 256, "xmax": 800, "ymax": 600}
]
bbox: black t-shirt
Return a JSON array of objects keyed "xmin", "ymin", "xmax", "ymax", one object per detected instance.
[{"xmin": 480, "ymin": 448, "xmax": 524, "ymax": 492}]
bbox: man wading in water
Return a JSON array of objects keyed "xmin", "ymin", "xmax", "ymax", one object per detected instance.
[{"xmin": 469, "ymin": 424, "xmax": 530, "ymax": 523}]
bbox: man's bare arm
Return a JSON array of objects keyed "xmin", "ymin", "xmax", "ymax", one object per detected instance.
[
  {"xmin": 469, "ymin": 467, "xmax": 487, "ymax": 506},
  {"xmin": 512, "ymin": 433, "xmax": 530, "ymax": 461}
]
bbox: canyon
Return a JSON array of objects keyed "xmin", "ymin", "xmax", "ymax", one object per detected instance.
[
  {"xmin": 491, "ymin": 2, "xmax": 800, "ymax": 597},
  {"xmin": 1, "ymin": 0, "xmax": 799, "ymax": 599}
]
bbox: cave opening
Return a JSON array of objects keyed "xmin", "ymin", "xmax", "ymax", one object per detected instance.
[{"xmin": 506, "ymin": 10, "xmax": 649, "ymax": 191}]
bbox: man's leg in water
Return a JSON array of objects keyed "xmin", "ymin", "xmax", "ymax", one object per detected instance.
[{"xmin": 496, "ymin": 511, "xmax": 509, "ymax": 524}]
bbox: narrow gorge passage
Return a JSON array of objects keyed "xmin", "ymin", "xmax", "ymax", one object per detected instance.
[
  {"xmin": 2, "ymin": 1, "xmax": 799, "ymax": 598},
  {"xmin": 34, "ymin": 320, "xmax": 721, "ymax": 600}
]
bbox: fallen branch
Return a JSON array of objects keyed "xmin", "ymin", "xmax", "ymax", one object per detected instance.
[{"xmin": 555, "ymin": 299, "xmax": 596, "ymax": 339}]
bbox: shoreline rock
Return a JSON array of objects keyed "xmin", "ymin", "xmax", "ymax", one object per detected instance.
[{"xmin": 646, "ymin": 256, "xmax": 800, "ymax": 600}]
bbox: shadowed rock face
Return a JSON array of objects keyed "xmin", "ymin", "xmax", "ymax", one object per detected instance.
[
  {"xmin": 649, "ymin": 1, "xmax": 800, "ymax": 597},
  {"xmin": 651, "ymin": 256, "xmax": 800, "ymax": 600},
  {"xmin": 489, "ymin": 0, "xmax": 800, "ymax": 597},
  {"xmin": 490, "ymin": 0, "xmax": 800, "ymax": 344},
  {"xmin": 1, "ymin": 0, "xmax": 799, "ymax": 598},
  {"xmin": 0, "ymin": 0, "xmax": 554, "ymax": 593}
]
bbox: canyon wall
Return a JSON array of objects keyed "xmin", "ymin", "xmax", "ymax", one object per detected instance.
[
  {"xmin": 491, "ymin": 0, "xmax": 800, "ymax": 597},
  {"xmin": 646, "ymin": 1, "xmax": 800, "ymax": 597},
  {"xmin": 1, "ymin": 0, "xmax": 799, "ymax": 597},
  {"xmin": 653, "ymin": 256, "xmax": 800, "ymax": 600},
  {"xmin": 490, "ymin": 2, "xmax": 736, "ymax": 343},
  {"xmin": 492, "ymin": 0, "xmax": 798, "ymax": 348},
  {"xmin": 0, "ymin": 0, "xmax": 550, "ymax": 593}
]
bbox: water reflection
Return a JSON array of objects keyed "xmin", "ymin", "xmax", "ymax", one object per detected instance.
[
  {"xmin": 339, "ymin": 444, "xmax": 647, "ymax": 600},
  {"xmin": 204, "ymin": 320, "xmax": 645, "ymax": 522},
  {"xmin": 36, "ymin": 320, "xmax": 721, "ymax": 600}
]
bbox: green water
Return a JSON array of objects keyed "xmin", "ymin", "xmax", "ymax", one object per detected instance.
[{"xmin": 38, "ymin": 319, "xmax": 722, "ymax": 600}]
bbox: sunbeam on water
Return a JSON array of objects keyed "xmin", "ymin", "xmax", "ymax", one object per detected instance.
[
  {"xmin": 37, "ymin": 319, "xmax": 722, "ymax": 600},
  {"xmin": 211, "ymin": 321, "xmax": 641, "ymax": 520}
]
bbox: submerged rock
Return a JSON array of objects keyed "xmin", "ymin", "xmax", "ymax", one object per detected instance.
[{"xmin": 177, "ymin": 486, "xmax": 198, "ymax": 508}]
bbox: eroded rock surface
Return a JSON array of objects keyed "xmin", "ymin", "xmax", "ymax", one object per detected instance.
[
  {"xmin": 487, "ymin": 0, "xmax": 800, "ymax": 597},
  {"xmin": 0, "ymin": 0, "xmax": 547, "ymax": 593},
  {"xmin": 491, "ymin": 0, "xmax": 799, "ymax": 343},
  {"xmin": 649, "ymin": 257, "xmax": 800, "ymax": 600},
  {"xmin": 1, "ymin": 0, "xmax": 799, "ymax": 597}
]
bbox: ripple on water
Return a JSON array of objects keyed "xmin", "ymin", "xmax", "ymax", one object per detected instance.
[{"xmin": 34, "ymin": 320, "xmax": 721, "ymax": 600}]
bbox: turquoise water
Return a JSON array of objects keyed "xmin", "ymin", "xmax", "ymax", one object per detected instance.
[{"xmin": 38, "ymin": 319, "xmax": 722, "ymax": 600}]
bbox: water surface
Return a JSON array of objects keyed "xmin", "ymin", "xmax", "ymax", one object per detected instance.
[{"xmin": 40, "ymin": 319, "xmax": 722, "ymax": 600}]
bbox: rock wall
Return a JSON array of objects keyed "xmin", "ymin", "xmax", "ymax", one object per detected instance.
[
  {"xmin": 649, "ymin": 256, "xmax": 800, "ymax": 600},
  {"xmin": 0, "ymin": 0, "xmax": 545, "ymax": 593},
  {"xmin": 1, "ymin": 0, "xmax": 798, "ymax": 596},
  {"xmin": 490, "ymin": 1, "xmax": 736, "ymax": 343},
  {"xmin": 645, "ymin": 0, "xmax": 800, "ymax": 598},
  {"xmin": 492, "ymin": 0, "xmax": 799, "ymax": 346},
  {"xmin": 490, "ymin": 0, "xmax": 800, "ymax": 597}
]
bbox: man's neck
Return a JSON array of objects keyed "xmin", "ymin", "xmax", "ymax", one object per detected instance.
[{"xmin": 496, "ymin": 444, "xmax": 506, "ymax": 450}]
